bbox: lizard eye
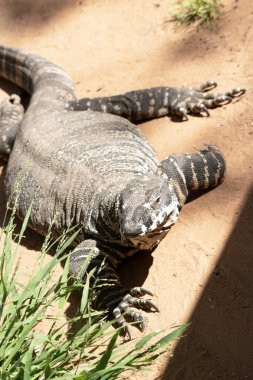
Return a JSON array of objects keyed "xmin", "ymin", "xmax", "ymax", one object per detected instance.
[{"xmin": 155, "ymin": 196, "xmax": 160, "ymax": 204}]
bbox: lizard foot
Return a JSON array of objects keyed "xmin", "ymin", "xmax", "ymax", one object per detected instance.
[
  {"xmin": 112, "ymin": 287, "xmax": 159, "ymax": 339},
  {"xmin": 169, "ymin": 82, "xmax": 246, "ymax": 120},
  {"xmin": 96, "ymin": 286, "xmax": 159, "ymax": 339}
]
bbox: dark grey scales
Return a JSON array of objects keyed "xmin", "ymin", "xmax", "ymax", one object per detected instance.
[{"xmin": 0, "ymin": 46, "xmax": 245, "ymax": 337}]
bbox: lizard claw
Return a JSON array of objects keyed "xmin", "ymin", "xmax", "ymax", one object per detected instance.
[
  {"xmin": 124, "ymin": 324, "xmax": 132, "ymax": 340},
  {"xmin": 199, "ymin": 103, "xmax": 210, "ymax": 117},
  {"xmin": 189, "ymin": 103, "xmax": 211, "ymax": 117},
  {"xmin": 174, "ymin": 106, "xmax": 188, "ymax": 120}
]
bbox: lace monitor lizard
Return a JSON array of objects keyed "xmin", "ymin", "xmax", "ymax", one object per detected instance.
[{"xmin": 0, "ymin": 46, "xmax": 245, "ymax": 337}]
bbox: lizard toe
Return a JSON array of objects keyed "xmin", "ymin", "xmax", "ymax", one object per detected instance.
[
  {"xmin": 188, "ymin": 102, "xmax": 210, "ymax": 117},
  {"xmin": 130, "ymin": 286, "xmax": 153, "ymax": 297},
  {"xmin": 112, "ymin": 303, "xmax": 145, "ymax": 339},
  {"xmin": 124, "ymin": 293, "xmax": 159, "ymax": 312},
  {"xmin": 225, "ymin": 88, "xmax": 246, "ymax": 98},
  {"xmin": 194, "ymin": 80, "xmax": 217, "ymax": 92},
  {"xmin": 173, "ymin": 105, "xmax": 188, "ymax": 120}
]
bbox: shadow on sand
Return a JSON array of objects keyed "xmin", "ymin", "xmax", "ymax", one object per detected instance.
[
  {"xmin": 1, "ymin": 0, "xmax": 84, "ymax": 29},
  {"xmin": 162, "ymin": 184, "xmax": 253, "ymax": 379}
]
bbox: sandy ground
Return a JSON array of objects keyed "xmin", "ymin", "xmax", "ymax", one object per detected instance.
[{"xmin": 0, "ymin": 0, "xmax": 253, "ymax": 379}]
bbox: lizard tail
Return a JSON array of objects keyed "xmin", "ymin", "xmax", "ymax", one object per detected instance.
[{"xmin": 0, "ymin": 46, "xmax": 75, "ymax": 99}]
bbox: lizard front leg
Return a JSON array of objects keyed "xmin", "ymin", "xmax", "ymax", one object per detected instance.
[
  {"xmin": 0, "ymin": 94, "xmax": 24, "ymax": 159},
  {"xmin": 69, "ymin": 239, "xmax": 158, "ymax": 338},
  {"xmin": 68, "ymin": 81, "xmax": 245, "ymax": 122}
]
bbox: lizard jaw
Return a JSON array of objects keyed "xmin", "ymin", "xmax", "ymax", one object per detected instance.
[{"xmin": 128, "ymin": 204, "xmax": 180, "ymax": 250}]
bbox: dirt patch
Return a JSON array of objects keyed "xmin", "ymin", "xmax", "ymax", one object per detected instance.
[{"xmin": 0, "ymin": 0, "xmax": 253, "ymax": 379}]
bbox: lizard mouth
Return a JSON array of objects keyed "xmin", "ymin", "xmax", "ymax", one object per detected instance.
[{"xmin": 128, "ymin": 205, "xmax": 179, "ymax": 250}]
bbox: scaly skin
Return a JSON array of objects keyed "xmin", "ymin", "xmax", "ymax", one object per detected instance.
[{"xmin": 0, "ymin": 46, "xmax": 245, "ymax": 337}]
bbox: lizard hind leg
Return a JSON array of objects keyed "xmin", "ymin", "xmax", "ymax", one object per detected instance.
[{"xmin": 0, "ymin": 94, "xmax": 24, "ymax": 159}]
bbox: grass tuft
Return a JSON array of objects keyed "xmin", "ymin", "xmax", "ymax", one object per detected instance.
[
  {"xmin": 0, "ymin": 204, "xmax": 189, "ymax": 379},
  {"xmin": 173, "ymin": 0, "xmax": 221, "ymax": 26}
]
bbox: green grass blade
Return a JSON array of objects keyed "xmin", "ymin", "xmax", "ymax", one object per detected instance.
[
  {"xmin": 23, "ymin": 341, "xmax": 34, "ymax": 380},
  {"xmin": 58, "ymin": 256, "xmax": 71, "ymax": 311},
  {"xmin": 3, "ymin": 309, "xmax": 44, "ymax": 369},
  {"xmin": 16, "ymin": 204, "xmax": 32, "ymax": 246},
  {"xmin": 80, "ymin": 278, "xmax": 90, "ymax": 315},
  {"xmin": 149, "ymin": 323, "xmax": 190, "ymax": 352},
  {"xmin": 92, "ymin": 330, "xmax": 119, "ymax": 372},
  {"xmin": 135, "ymin": 329, "xmax": 162, "ymax": 350}
]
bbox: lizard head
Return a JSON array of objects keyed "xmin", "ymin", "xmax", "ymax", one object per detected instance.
[{"xmin": 119, "ymin": 175, "xmax": 180, "ymax": 250}]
